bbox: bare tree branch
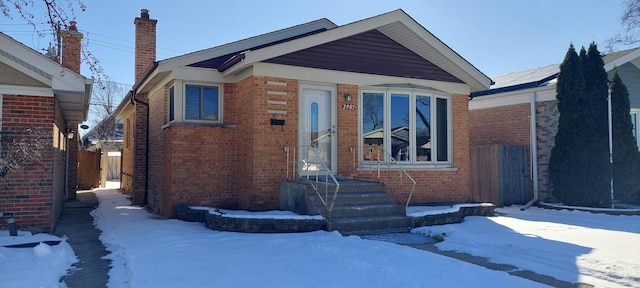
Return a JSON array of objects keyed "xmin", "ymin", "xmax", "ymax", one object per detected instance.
[
  {"xmin": 0, "ymin": 0, "xmax": 107, "ymax": 87},
  {"xmin": 0, "ymin": 125, "xmax": 50, "ymax": 179},
  {"xmin": 607, "ymin": 0, "xmax": 640, "ymax": 51}
]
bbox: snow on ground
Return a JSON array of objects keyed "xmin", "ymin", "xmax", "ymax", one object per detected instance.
[
  {"xmin": 1, "ymin": 186, "xmax": 639, "ymax": 288},
  {"xmin": 413, "ymin": 206, "xmax": 640, "ymax": 287},
  {"xmin": 0, "ymin": 231, "xmax": 76, "ymax": 288},
  {"xmin": 92, "ymin": 190, "xmax": 544, "ymax": 288}
]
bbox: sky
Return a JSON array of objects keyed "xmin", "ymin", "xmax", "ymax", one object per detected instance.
[
  {"xmin": 0, "ymin": 0, "xmax": 629, "ymax": 88},
  {"xmin": 1, "ymin": 187, "xmax": 638, "ymax": 287},
  {"xmin": 0, "ymin": 0, "xmax": 631, "ymax": 131}
]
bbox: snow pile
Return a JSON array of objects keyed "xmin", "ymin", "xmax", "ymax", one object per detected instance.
[{"xmin": 0, "ymin": 231, "xmax": 76, "ymax": 288}]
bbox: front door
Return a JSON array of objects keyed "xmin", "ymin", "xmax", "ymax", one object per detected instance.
[{"xmin": 299, "ymin": 85, "xmax": 337, "ymax": 176}]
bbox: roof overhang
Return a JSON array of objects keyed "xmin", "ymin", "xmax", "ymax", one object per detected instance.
[
  {"xmin": 221, "ymin": 10, "xmax": 491, "ymax": 92},
  {"xmin": 0, "ymin": 32, "xmax": 92, "ymax": 123},
  {"xmin": 604, "ymin": 47, "xmax": 640, "ymax": 71}
]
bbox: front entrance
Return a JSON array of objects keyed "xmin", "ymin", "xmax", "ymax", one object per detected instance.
[{"xmin": 299, "ymin": 85, "xmax": 337, "ymax": 176}]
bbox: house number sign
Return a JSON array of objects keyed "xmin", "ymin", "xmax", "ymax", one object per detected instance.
[{"xmin": 342, "ymin": 104, "xmax": 356, "ymax": 110}]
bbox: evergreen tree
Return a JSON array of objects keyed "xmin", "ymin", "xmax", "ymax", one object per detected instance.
[
  {"xmin": 549, "ymin": 44, "xmax": 612, "ymax": 207},
  {"xmin": 580, "ymin": 43, "xmax": 613, "ymax": 206},
  {"xmin": 610, "ymin": 69, "xmax": 640, "ymax": 203},
  {"xmin": 550, "ymin": 44, "xmax": 586, "ymax": 205}
]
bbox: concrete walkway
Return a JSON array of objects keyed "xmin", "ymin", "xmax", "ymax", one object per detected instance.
[
  {"xmin": 407, "ymin": 243, "xmax": 594, "ymax": 288},
  {"xmin": 53, "ymin": 191, "xmax": 110, "ymax": 288}
]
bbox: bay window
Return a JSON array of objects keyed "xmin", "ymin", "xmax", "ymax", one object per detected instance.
[{"xmin": 360, "ymin": 89, "xmax": 452, "ymax": 166}]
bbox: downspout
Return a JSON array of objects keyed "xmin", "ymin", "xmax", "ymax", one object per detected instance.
[
  {"xmin": 130, "ymin": 89, "xmax": 150, "ymax": 205},
  {"xmin": 521, "ymin": 91, "xmax": 540, "ymax": 210},
  {"xmin": 65, "ymin": 134, "xmax": 70, "ymax": 200}
]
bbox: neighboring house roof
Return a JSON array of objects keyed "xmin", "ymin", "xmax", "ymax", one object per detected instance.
[
  {"xmin": 472, "ymin": 46, "xmax": 640, "ymax": 98},
  {"xmin": 81, "ymin": 116, "xmax": 124, "ymax": 150},
  {"xmin": 0, "ymin": 32, "xmax": 93, "ymax": 122}
]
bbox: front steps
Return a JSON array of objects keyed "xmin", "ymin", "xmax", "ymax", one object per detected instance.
[{"xmin": 280, "ymin": 178, "xmax": 412, "ymax": 235}]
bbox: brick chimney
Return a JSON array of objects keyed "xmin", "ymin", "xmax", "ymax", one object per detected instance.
[
  {"xmin": 134, "ymin": 9, "xmax": 157, "ymax": 82},
  {"xmin": 60, "ymin": 21, "xmax": 83, "ymax": 74}
]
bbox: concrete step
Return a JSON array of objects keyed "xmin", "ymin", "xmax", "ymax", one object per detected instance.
[
  {"xmin": 298, "ymin": 180, "xmax": 386, "ymax": 194},
  {"xmin": 305, "ymin": 191, "xmax": 395, "ymax": 207},
  {"xmin": 326, "ymin": 204, "xmax": 405, "ymax": 219},
  {"xmin": 329, "ymin": 216, "xmax": 413, "ymax": 236}
]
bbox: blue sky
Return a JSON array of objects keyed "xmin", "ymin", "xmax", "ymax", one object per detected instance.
[{"xmin": 0, "ymin": 0, "xmax": 628, "ymax": 87}]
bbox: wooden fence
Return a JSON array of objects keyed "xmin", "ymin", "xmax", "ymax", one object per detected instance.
[
  {"xmin": 107, "ymin": 153, "xmax": 121, "ymax": 180},
  {"xmin": 470, "ymin": 145, "xmax": 531, "ymax": 206},
  {"xmin": 77, "ymin": 149, "xmax": 101, "ymax": 189}
]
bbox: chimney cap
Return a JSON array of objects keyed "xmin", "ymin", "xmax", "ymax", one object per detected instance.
[{"xmin": 141, "ymin": 9, "xmax": 150, "ymax": 19}]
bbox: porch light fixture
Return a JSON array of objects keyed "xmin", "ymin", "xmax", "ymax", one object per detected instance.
[
  {"xmin": 66, "ymin": 128, "xmax": 75, "ymax": 139},
  {"xmin": 343, "ymin": 92, "xmax": 352, "ymax": 102}
]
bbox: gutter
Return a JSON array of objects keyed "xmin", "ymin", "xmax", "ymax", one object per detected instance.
[
  {"xmin": 521, "ymin": 91, "xmax": 540, "ymax": 210},
  {"xmin": 129, "ymin": 61, "xmax": 158, "ymax": 206}
]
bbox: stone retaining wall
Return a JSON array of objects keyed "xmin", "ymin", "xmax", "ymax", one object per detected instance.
[
  {"xmin": 412, "ymin": 205, "xmax": 495, "ymax": 227},
  {"xmin": 174, "ymin": 204, "xmax": 495, "ymax": 233}
]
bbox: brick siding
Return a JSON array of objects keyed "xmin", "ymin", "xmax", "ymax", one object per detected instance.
[
  {"xmin": 469, "ymin": 100, "xmax": 559, "ymax": 201},
  {"xmin": 349, "ymin": 94, "xmax": 473, "ymax": 204},
  {"xmin": 536, "ymin": 100, "xmax": 559, "ymax": 200},
  {"xmin": 0, "ymin": 95, "xmax": 59, "ymax": 232},
  {"xmin": 469, "ymin": 103, "xmax": 531, "ymax": 146}
]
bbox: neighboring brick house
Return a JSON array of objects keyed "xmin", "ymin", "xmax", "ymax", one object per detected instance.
[
  {"xmin": 470, "ymin": 47, "xmax": 640, "ymax": 203},
  {"xmin": 0, "ymin": 24, "xmax": 93, "ymax": 232},
  {"xmin": 115, "ymin": 9, "xmax": 492, "ymax": 217}
]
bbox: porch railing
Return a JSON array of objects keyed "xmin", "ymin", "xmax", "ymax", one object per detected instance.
[
  {"xmin": 351, "ymin": 145, "xmax": 416, "ymax": 209},
  {"xmin": 285, "ymin": 146, "xmax": 340, "ymax": 216}
]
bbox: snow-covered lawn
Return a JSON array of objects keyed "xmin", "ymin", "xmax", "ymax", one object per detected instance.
[
  {"xmin": 413, "ymin": 206, "xmax": 640, "ymax": 287},
  {"xmin": 1, "ymin": 188, "xmax": 638, "ymax": 287}
]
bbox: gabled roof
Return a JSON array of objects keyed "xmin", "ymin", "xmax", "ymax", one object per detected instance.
[
  {"xmin": 158, "ymin": 18, "xmax": 337, "ymax": 71},
  {"xmin": 133, "ymin": 9, "xmax": 491, "ymax": 96},
  {"xmin": 219, "ymin": 9, "xmax": 491, "ymax": 91},
  {"xmin": 472, "ymin": 46, "xmax": 640, "ymax": 98},
  {"xmin": 0, "ymin": 32, "xmax": 93, "ymax": 122}
]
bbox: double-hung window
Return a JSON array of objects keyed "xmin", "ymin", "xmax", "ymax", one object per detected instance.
[{"xmin": 360, "ymin": 89, "xmax": 452, "ymax": 167}]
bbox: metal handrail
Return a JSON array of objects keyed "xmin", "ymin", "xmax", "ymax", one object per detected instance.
[
  {"xmin": 285, "ymin": 146, "xmax": 340, "ymax": 215},
  {"xmin": 353, "ymin": 145, "xmax": 416, "ymax": 209}
]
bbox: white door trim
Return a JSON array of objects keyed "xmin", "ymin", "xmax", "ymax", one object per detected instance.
[{"xmin": 298, "ymin": 84, "xmax": 337, "ymax": 176}]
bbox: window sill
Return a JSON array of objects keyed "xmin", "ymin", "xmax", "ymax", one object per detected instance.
[
  {"xmin": 162, "ymin": 122, "xmax": 236, "ymax": 129},
  {"xmin": 356, "ymin": 163, "xmax": 457, "ymax": 172}
]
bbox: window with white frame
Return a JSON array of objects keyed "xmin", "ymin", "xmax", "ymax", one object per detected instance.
[
  {"xmin": 168, "ymin": 83, "xmax": 221, "ymax": 123},
  {"xmin": 185, "ymin": 84, "xmax": 219, "ymax": 121},
  {"xmin": 360, "ymin": 89, "xmax": 452, "ymax": 166}
]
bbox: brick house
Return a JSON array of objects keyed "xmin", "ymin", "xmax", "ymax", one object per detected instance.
[
  {"xmin": 0, "ymin": 24, "xmax": 93, "ymax": 232},
  {"xmin": 469, "ymin": 47, "xmax": 640, "ymax": 203},
  {"xmin": 115, "ymin": 9, "xmax": 492, "ymax": 217}
]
